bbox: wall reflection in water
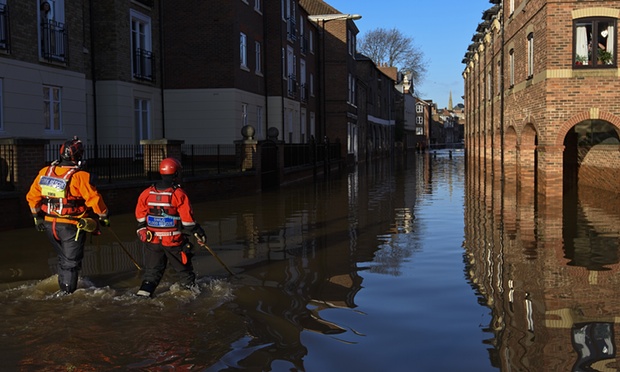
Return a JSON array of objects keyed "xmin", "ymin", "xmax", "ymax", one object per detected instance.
[{"xmin": 465, "ymin": 166, "xmax": 620, "ymax": 371}]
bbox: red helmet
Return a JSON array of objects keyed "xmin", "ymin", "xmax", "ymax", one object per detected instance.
[
  {"xmin": 159, "ymin": 157, "xmax": 182, "ymax": 175},
  {"xmin": 60, "ymin": 136, "xmax": 84, "ymax": 162}
]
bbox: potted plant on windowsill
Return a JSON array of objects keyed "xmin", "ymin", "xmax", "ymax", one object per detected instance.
[
  {"xmin": 598, "ymin": 48, "xmax": 613, "ymax": 65},
  {"xmin": 575, "ymin": 54, "xmax": 588, "ymax": 65}
]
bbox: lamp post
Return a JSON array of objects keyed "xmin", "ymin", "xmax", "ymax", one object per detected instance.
[{"xmin": 307, "ymin": 13, "xmax": 361, "ymax": 142}]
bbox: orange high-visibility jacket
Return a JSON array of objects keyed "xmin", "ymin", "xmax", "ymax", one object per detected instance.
[{"xmin": 26, "ymin": 165, "xmax": 108, "ymax": 225}]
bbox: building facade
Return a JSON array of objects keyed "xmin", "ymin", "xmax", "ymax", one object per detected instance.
[{"xmin": 463, "ymin": 0, "xmax": 620, "ymax": 202}]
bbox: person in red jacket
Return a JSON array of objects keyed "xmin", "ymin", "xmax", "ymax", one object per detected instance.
[
  {"xmin": 134, "ymin": 157, "xmax": 207, "ymax": 297},
  {"xmin": 26, "ymin": 136, "xmax": 109, "ymax": 295}
]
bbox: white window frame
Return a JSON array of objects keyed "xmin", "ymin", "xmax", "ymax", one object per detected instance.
[
  {"xmin": 254, "ymin": 0, "xmax": 262, "ymax": 13},
  {"xmin": 309, "ymin": 30, "xmax": 314, "ymax": 54},
  {"xmin": 240, "ymin": 33, "xmax": 248, "ymax": 69},
  {"xmin": 310, "ymin": 73, "xmax": 314, "ymax": 96},
  {"xmin": 527, "ymin": 32, "xmax": 534, "ymax": 78},
  {"xmin": 242, "ymin": 103, "xmax": 248, "ymax": 127},
  {"xmin": 416, "ymin": 116, "xmax": 423, "ymax": 125},
  {"xmin": 255, "ymin": 41, "xmax": 262, "ymax": 74},
  {"xmin": 130, "ymin": 10, "xmax": 152, "ymax": 80},
  {"xmin": 43, "ymin": 85, "xmax": 61, "ymax": 132},
  {"xmin": 416, "ymin": 103, "xmax": 423, "ymax": 113},
  {"xmin": 509, "ymin": 0, "xmax": 514, "ymax": 15},
  {"xmin": 134, "ymin": 98, "xmax": 151, "ymax": 146},
  {"xmin": 509, "ymin": 49, "xmax": 515, "ymax": 87}
]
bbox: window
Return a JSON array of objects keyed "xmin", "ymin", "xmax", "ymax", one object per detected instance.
[
  {"xmin": 241, "ymin": 103, "xmax": 248, "ymax": 127},
  {"xmin": 416, "ymin": 103, "xmax": 423, "ymax": 113},
  {"xmin": 574, "ymin": 18, "xmax": 616, "ymax": 68},
  {"xmin": 0, "ymin": 1, "xmax": 9, "ymax": 51},
  {"xmin": 487, "ymin": 71, "xmax": 492, "ymax": 99},
  {"xmin": 240, "ymin": 33, "xmax": 248, "ymax": 69},
  {"xmin": 43, "ymin": 85, "xmax": 61, "ymax": 132},
  {"xmin": 254, "ymin": 0, "xmax": 261, "ymax": 13},
  {"xmin": 309, "ymin": 30, "xmax": 314, "ymax": 54},
  {"xmin": 416, "ymin": 127, "xmax": 424, "ymax": 135},
  {"xmin": 309, "ymin": 73, "xmax": 314, "ymax": 96},
  {"xmin": 509, "ymin": 0, "xmax": 514, "ymax": 15},
  {"xmin": 509, "ymin": 49, "xmax": 515, "ymax": 87},
  {"xmin": 0, "ymin": 79, "xmax": 3, "ymax": 130},
  {"xmin": 134, "ymin": 98, "xmax": 150, "ymax": 146},
  {"xmin": 255, "ymin": 41, "xmax": 262, "ymax": 74},
  {"xmin": 40, "ymin": 0, "xmax": 66, "ymax": 62},
  {"xmin": 131, "ymin": 10, "xmax": 153, "ymax": 80},
  {"xmin": 416, "ymin": 116, "xmax": 423, "ymax": 125},
  {"xmin": 527, "ymin": 32, "xmax": 534, "ymax": 78},
  {"xmin": 497, "ymin": 59, "xmax": 501, "ymax": 94}
]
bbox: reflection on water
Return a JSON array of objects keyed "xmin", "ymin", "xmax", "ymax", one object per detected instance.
[
  {"xmin": 465, "ymin": 154, "xmax": 620, "ymax": 371},
  {"xmin": 4, "ymin": 148, "xmax": 619, "ymax": 370}
]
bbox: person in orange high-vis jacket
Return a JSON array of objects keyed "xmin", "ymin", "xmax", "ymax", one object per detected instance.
[
  {"xmin": 134, "ymin": 157, "xmax": 206, "ymax": 297},
  {"xmin": 26, "ymin": 136, "xmax": 109, "ymax": 295}
]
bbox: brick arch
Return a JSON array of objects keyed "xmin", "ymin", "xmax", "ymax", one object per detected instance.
[{"xmin": 555, "ymin": 110, "xmax": 620, "ymax": 146}]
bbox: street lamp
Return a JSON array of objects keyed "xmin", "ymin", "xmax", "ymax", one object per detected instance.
[{"xmin": 307, "ymin": 13, "xmax": 361, "ymax": 142}]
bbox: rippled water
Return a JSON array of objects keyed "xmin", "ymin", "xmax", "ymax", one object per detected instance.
[{"xmin": 1, "ymin": 149, "xmax": 616, "ymax": 371}]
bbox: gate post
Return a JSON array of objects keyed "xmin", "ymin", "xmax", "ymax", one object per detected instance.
[{"xmin": 140, "ymin": 139, "xmax": 185, "ymax": 179}]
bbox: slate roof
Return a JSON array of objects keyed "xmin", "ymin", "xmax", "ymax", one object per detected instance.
[{"xmin": 298, "ymin": 0, "xmax": 341, "ymax": 16}]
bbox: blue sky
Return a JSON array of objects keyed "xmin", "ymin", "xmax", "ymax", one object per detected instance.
[{"xmin": 323, "ymin": 0, "xmax": 492, "ymax": 109}]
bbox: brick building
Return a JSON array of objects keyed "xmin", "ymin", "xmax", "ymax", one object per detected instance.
[{"xmin": 463, "ymin": 0, "xmax": 620, "ymax": 201}]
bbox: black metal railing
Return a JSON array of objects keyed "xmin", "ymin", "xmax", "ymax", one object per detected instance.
[
  {"xmin": 0, "ymin": 144, "xmax": 15, "ymax": 191},
  {"xmin": 181, "ymin": 144, "xmax": 237, "ymax": 175},
  {"xmin": 288, "ymin": 74, "xmax": 297, "ymax": 98},
  {"xmin": 300, "ymin": 83, "xmax": 307, "ymax": 102},
  {"xmin": 41, "ymin": 20, "xmax": 67, "ymax": 62},
  {"xmin": 283, "ymin": 142, "xmax": 340, "ymax": 168},
  {"xmin": 133, "ymin": 48, "xmax": 155, "ymax": 81},
  {"xmin": 0, "ymin": 4, "xmax": 10, "ymax": 52},
  {"xmin": 287, "ymin": 18, "xmax": 297, "ymax": 41}
]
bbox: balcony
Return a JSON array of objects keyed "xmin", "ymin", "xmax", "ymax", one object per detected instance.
[
  {"xmin": 300, "ymin": 83, "xmax": 308, "ymax": 103},
  {"xmin": 41, "ymin": 20, "xmax": 67, "ymax": 62},
  {"xmin": 287, "ymin": 18, "xmax": 297, "ymax": 41},
  {"xmin": 287, "ymin": 74, "xmax": 297, "ymax": 98},
  {"xmin": 133, "ymin": 48, "xmax": 155, "ymax": 81},
  {"xmin": 0, "ymin": 4, "xmax": 9, "ymax": 52}
]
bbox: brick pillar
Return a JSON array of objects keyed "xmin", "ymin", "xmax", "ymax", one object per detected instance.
[
  {"xmin": 537, "ymin": 145, "xmax": 564, "ymax": 203},
  {"xmin": 140, "ymin": 139, "xmax": 184, "ymax": 178},
  {"xmin": 518, "ymin": 144, "xmax": 537, "ymax": 192},
  {"xmin": 0, "ymin": 138, "xmax": 49, "ymax": 193}
]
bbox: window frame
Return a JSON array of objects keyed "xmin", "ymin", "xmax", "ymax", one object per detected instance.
[
  {"xmin": 43, "ymin": 85, "xmax": 61, "ymax": 132},
  {"xmin": 134, "ymin": 97, "xmax": 151, "ymax": 146},
  {"xmin": 509, "ymin": 48, "xmax": 515, "ymax": 88},
  {"xmin": 527, "ymin": 32, "xmax": 534, "ymax": 79},
  {"xmin": 573, "ymin": 17, "xmax": 616, "ymax": 69},
  {"xmin": 255, "ymin": 40, "xmax": 262, "ymax": 74},
  {"xmin": 240, "ymin": 32, "xmax": 248, "ymax": 69}
]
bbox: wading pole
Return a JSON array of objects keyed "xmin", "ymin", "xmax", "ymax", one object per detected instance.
[
  {"xmin": 195, "ymin": 234, "xmax": 235, "ymax": 276},
  {"xmin": 107, "ymin": 227, "xmax": 142, "ymax": 271}
]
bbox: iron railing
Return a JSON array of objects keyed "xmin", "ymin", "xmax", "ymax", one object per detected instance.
[
  {"xmin": 0, "ymin": 4, "xmax": 10, "ymax": 52},
  {"xmin": 133, "ymin": 48, "xmax": 155, "ymax": 81},
  {"xmin": 41, "ymin": 20, "xmax": 67, "ymax": 62},
  {"xmin": 0, "ymin": 144, "xmax": 15, "ymax": 191}
]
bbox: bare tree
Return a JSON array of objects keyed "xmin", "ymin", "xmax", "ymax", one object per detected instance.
[{"xmin": 358, "ymin": 28, "xmax": 427, "ymax": 87}]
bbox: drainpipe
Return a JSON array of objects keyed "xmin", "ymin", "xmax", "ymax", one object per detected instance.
[
  {"xmin": 500, "ymin": 6, "xmax": 505, "ymax": 182},
  {"xmin": 88, "ymin": 0, "xmax": 98, "ymax": 147},
  {"xmin": 159, "ymin": 0, "xmax": 166, "ymax": 138}
]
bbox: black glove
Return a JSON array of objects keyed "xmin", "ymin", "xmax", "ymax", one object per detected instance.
[
  {"xmin": 99, "ymin": 215, "xmax": 110, "ymax": 227},
  {"xmin": 191, "ymin": 224, "xmax": 207, "ymax": 245},
  {"xmin": 33, "ymin": 214, "xmax": 46, "ymax": 232}
]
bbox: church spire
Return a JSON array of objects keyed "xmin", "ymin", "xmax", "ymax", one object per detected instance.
[{"xmin": 448, "ymin": 91, "xmax": 453, "ymax": 111}]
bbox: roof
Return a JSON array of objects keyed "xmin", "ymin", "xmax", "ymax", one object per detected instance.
[{"xmin": 298, "ymin": 0, "xmax": 341, "ymax": 15}]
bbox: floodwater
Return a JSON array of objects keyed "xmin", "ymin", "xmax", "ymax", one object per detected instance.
[{"xmin": 0, "ymin": 149, "xmax": 618, "ymax": 371}]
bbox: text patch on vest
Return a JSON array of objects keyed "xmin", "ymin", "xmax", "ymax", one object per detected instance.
[
  {"xmin": 147, "ymin": 215, "xmax": 176, "ymax": 228},
  {"xmin": 39, "ymin": 176, "xmax": 68, "ymax": 198}
]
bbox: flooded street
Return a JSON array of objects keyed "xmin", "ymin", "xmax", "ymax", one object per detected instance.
[{"xmin": 1, "ymin": 149, "xmax": 619, "ymax": 371}]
